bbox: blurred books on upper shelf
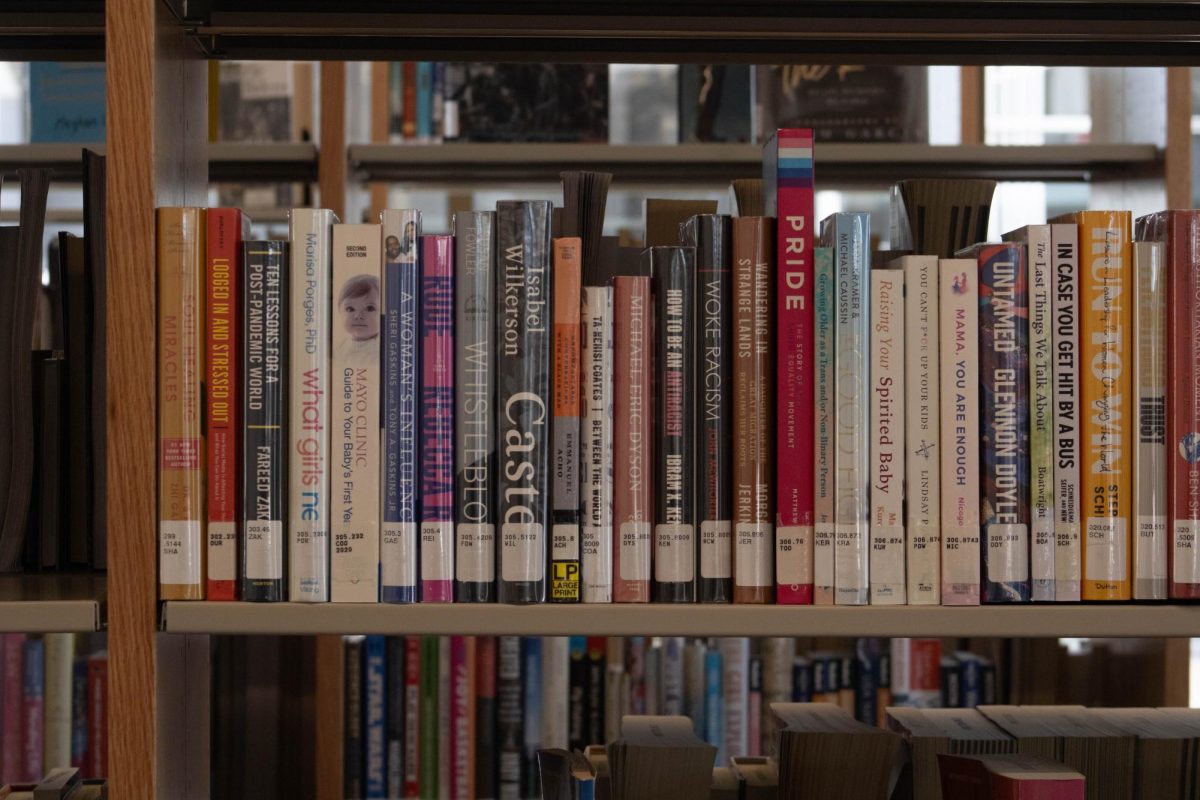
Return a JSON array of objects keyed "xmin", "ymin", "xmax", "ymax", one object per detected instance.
[{"xmin": 28, "ymin": 63, "xmax": 106, "ymax": 144}]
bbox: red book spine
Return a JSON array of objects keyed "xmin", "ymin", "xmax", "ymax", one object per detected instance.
[
  {"xmin": 87, "ymin": 653, "xmax": 107, "ymax": 778},
  {"xmin": 206, "ymin": 208, "xmax": 245, "ymax": 600},
  {"xmin": 1, "ymin": 634, "xmax": 24, "ymax": 784},
  {"xmin": 1167, "ymin": 213, "xmax": 1200, "ymax": 598},
  {"xmin": 771, "ymin": 128, "xmax": 815, "ymax": 604},
  {"xmin": 404, "ymin": 636, "xmax": 421, "ymax": 797},
  {"xmin": 613, "ymin": 276, "xmax": 653, "ymax": 602}
]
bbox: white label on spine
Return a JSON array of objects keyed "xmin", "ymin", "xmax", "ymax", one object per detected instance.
[
  {"xmin": 942, "ymin": 526, "xmax": 981, "ymax": 599},
  {"xmin": 1032, "ymin": 519, "xmax": 1055, "ymax": 584},
  {"xmin": 986, "ymin": 524, "xmax": 1029, "ymax": 583},
  {"xmin": 1136, "ymin": 515, "xmax": 1167, "ymax": 583},
  {"xmin": 1173, "ymin": 519, "xmax": 1200, "ymax": 585},
  {"xmin": 456, "ymin": 523, "xmax": 494, "ymax": 583},
  {"xmin": 582, "ymin": 525, "xmax": 611, "ymax": 599},
  {"xmin": 245, "ymin": 520, "xmax": 283, "ymax": 579},
  {"xmin": 870, "ymin": 525, "xmax": 906, "ymax": 603},
  {"xmin": 552, "ymin": 523, "xmax": 579, "ymax": 560},
  {"xmin": 835, "ymin": 523, "xmax": 868, "ymax": 604},
  {"xmin": 620, "ymin": 521, "xmax": 651, "ymax": 581},
  {"xmin": 776, "ymin": 524, "xmax": 810, "ymax": 586},
  {"xmin": 736, "ymin": 522, "xmax": 772, "ymax": 588},
  {"xmin": 160, "ymin": 521, "xmax": 201, "ymax": 585},
  {"xmin": 655, "ymin": 523, "xmax": 694, "ymax": 582},
  {"xmin": 1085, "ymin": 517, "xmax": 1127, "ymax": 582},
  {"xmin": 502, "ymin": 523, "xmax": 544, "ymax": 582},
  {"xmin": 420, "ymin": 521, "xmax": 453, "ymax": 581},
  {"xmin": 906, "ymin": 524, "xmax": 939, "ymax": 604},
  {"xmin": 700, "ymin": 520, "xmax": 732, "ymax": 579},
  {"xmin": 208, "ymin": 521, "xmax": 236, "ymax": 581},
  {"xmin": 384, "ymin": 522, "xmax": 419, "ymax": 587},
  {"xmin": 814, "ymin": 522, "xmax": 835, "ymax": 592}
]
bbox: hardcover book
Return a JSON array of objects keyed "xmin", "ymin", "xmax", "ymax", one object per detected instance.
[
  {"xmin": 939, "ymin": 258, "xmax": 982, "ymax": 605},
  {"xmin": 581, "ymin": 282, "xmax": 614, "ymax": 603},
  {"xmin": 419, "ymin": 235, "xmax": 455, "ymax": 603},
  {"xmin": 157, "ymin": 207, "xmax": 206, "ymax": 600},
  {"xmin": 404, "ymin": 637, "xmax": 421, "ymax": 798},
  {"xmin": 813, "ymin": 247, "xmax": 836, "ymax": 605},
  {"xmin": 288, "ymin": 208, "xmax": 336, "ymax": 603},
  {"xmin": 551, "ymin": 238, "xmax": 584, "ymax": 603},
  {"xmin": 1050, "ymin": 223, "xmax": 1082, "ymax": 601},
  {"xmin": 331, "ymin": 224, "xmax": 383, "ymax": 602},
  {"xmin": 1132, "ymin": 241, "xmax": 1167, "ymax": 600},
  {"xmin": 498, "ymin": 636, "xmax": 524, "ymax": 798},
  {"xmin": 364, "ymin": 635, "xmax": 386, "ymax": 797},
  {"xmin": 344, "ymin": 636, "xmax": 365, "ymax": 799},
  {"xmin": 495, "ymin": 201, "xmax": 554, "ymax": 603},
  {"xmin": 206, "ymin": 208, "xmax": 250, "ymax": 601},
  {"xmin": 869, "ymin": 267, "xmax": 905, "ymax": 605},
  {"xmin": 241, "ymin": 239, "xmax": 288, "ymax": 602},
  {"xmin": 454, "ymin": 211, "xmax": 497, "ymax": 603},
  {"xmin": 382, "ymin": 209, "xmax": 421, "ymax": 604},
  {"xmin": 764, "ymin": 128, "xmax": 816, "ymax": 606}
]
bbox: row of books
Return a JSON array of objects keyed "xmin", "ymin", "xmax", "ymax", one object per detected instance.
[
  {"xmin": 557, "ymin": 703, "xmax": 1200, "ymax": 800},
  {"xmin": 0, "ymin": 767, "xmax": 106, "ymax": 800},
  {"xmin": 0, "ymin": 634, "xmax": 107, "ymax": 786},
  {"xmin": 339, "ymin": 635, "xmax": 992, "ymax": 799}
]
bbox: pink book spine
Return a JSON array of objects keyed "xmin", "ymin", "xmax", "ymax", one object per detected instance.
[
  {"xmin": 450, "ymin": 636, "xmax": 476, "ymax": 799},
  {"xmin": 420, "ymin": 234, "xmax": 455, "ymax": 602},
  {"xmin": 1, "ymin": 634, "xmax": 25, "ymax": 784},
  {"xmin": 773, "ymin": 128, "xmax": 815, "ymax": 604}
]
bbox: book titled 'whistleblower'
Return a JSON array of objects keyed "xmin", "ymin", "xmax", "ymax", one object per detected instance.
[{"xmin": 332, "ymin": 224, "xmax": 383, "ymax": 602}]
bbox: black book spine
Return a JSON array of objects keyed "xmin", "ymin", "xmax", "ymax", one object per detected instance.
[
  {"xmin": 34, "ymin": 353, "xmax": 63, "ymax": 569},
  {"xmin": 681, "ymin": 215, "xmax": 734, "ymax": 603},
  {"xmin": 475, "ymin": 636, "xmax": 498, "ymax": 800},
  {"xmin": 242, "ymin": 240, "xmax": 287, "ymax": 602},
  {"xmin": 497, "ymin": 635, "xmax": 524, "ymax": 799},
  {"xmin": 385, "ymin": 636, "xmax": 405, "ymax": 797},
  {"xmin": 584, "ymin": 638, "xmax": 606, "ymax": 746},
  {"xmin": 651, "ymin": 246, "xmax": 697, "ymax": 602},
  {"xmin": 344, "ymin": 636, "xmax": 365, "ymax": 800},
  {"xmin": 495, "ymin": 201, "xmax": 553, "ymax": 604},
  {"xmin": 455, "ymin": 211, "xmax": 497, "ymax": 603}
]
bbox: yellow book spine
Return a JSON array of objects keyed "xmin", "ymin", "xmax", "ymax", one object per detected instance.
[
  {"xmin": 157, "ymin": 207, "xmax": 206, "ymax": 600},
  {"xmin": 1076, "ymin": 210, "xmax": 1133, "ymax": 600}
]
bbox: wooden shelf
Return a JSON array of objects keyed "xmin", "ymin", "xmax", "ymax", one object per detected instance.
[
  {"xmin": 161, "ymin": 601, "xmax": 1200, "ymax": 638},
  {"xmin": 349, "ymin": 142, "xmax": 1162, "ymax": 186},
  {"xmin": 176, "ymin": 1, "xmax": 1200, "ymax": 65},
  {"xmin": 0, "ymin": 574, "xmax": 105, "ymax": 632},
  {"xmin": 0, "ymin": 142, "xmax": 317, "ymax": 183}
]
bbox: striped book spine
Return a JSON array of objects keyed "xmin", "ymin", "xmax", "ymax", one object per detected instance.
[{"xmin": 419, "ymin": 234, "xmax": 455, "ymax": 602}]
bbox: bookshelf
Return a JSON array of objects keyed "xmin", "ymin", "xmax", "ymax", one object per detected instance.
[
  {"xmin": 0, "ymin": 142, "xmax": 317, "ymax": 183},
  {"xmin": 69, "ymin": 0, "xmax": 1200, "ymax": 796},
  {"xmin": 0, "ymin": 574, "xmax": 104, "ymax": 633}
]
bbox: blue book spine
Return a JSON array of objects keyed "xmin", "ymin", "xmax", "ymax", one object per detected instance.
[
  {"xmin": 522, "ymin": 638, "xmax": 544, "ymax": 799},
  {"xmin": 704, "ymin": 648, "xmax": 723, "ymax": 761},
  {"xmin": 416, "ymin": 63, "xmax": 433, "ymax": 140},
  {"xmin": 854, "ymin": 655, "xmax": 878, "ymax": 724},
  {"xmin": 976, "ymin": 243, "xmax": 1032, "ymax": 603},
  {"xmin": 791, "ymin": 658, "xmax": 811, "ymax": 702},
  {"xmin": 958, "ymin": 656, "xmax": 983, "ymax": 708},
  {"xmin": 24, "ymin": 637, "xmax": 45, "ymax": 778},
  {"xmin": 382, "ymin": 210, "xmax": 422, "ymax": 603},
  {"xmin": 364, "ymin": 635, "xmax": 387, "ymax": 798},
  {"xmin": 71, "ymin": 654, "xmax": 88, "ymax": 768}
]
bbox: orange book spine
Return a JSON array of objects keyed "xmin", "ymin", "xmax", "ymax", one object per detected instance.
[{"xmin": 157, "ymin": 207, "xmax": 207, "ymax": 600}]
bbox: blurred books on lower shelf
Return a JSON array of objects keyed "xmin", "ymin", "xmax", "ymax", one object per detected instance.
[{"xmin": 0, "ymin": 766, "xmax": 109, "ymax": 800}]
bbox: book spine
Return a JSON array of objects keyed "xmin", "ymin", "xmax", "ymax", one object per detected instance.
[
  {"xmin": 813, "ymin": 247, "xmax": 836, "ymax": 605},
  {"xmin": 585, "ymin": 637, "xmax": 607, "ymax": 745},
  {"xmin": 205, "ymin": 208, "xmax": 243, "ymax": 601},
  {"xmin": 1027, "ymin": 228, "xmax": 1056, "ymax": 601},
  {"xmin": 439, "ymin": 637, "xmax": 451, "ymax": 798},
  {"xmin": 1076, "ymin": 212, "xmax": 1133, "ymax": 600},
  {"xmin": 581, "ymin": 285, "xmax": 614, "ymax": 603},
  {"xmin": 521, "ymin": 638, "xmax": 543, "ymax": 799},
  {"xmin": 603, "ymin": 640, "xmax": 623, "ymax": 743},
  {"xmin": 1050, "ymin": 223, "xmax": 1082, "ymax": 601},
  {"xmin": 454, "ymin": 212, "xmax": 496, "ymax": 603},
  {"xmin": 386, "ymin": 637, "xmax": 405, "ymax": 797},
  {"xmin": 830, "ymin": 213, "xmax": 870, "ymax": 605},
  {"xmin": 1133, "ymin": 241, "xmax": 1167, "ymax": 599},
  {"xmin": 242, "ymin": 240, "xmax": 288, "ymax": 602},
  {"xmin": 760, "ymin": 638, "xmax": 793, "ymax": 758},
  {"xmin": 495, "ymin": 201, "xmax": 554, "ymax": 604},
  {"xmin": 331, "ymin": 224, "xmax": 383, "ymax": 602},
  {"xmin": 71, "ymin": 652, "xmax": 87, "ymax": 770},
  {"xmin": 157, "ymin": 207, "xmax": 206, "ymax": 600},
  {"xmin": 382, "ymin": 209, "xmax": 421, "ymax": 604},
  {"xmin": 497, "ymin": 636, "xmax": 523, "ymax": 799},
  {"xmin": 613, "ymin": 276, "xmax": 653, "ymax": 602},
  {"xmin": 939, "ymin": 259, "xmax": 982, "ymax": 605},
  {"xmin": 551, "ymin": 238, "xmax": 583, "ymax": 603},
  {"xmin": 404, "ymin": 636, "xmax": 420, "ymax": 798},
  {"xmin": 732, "ymin": 218, "xmax": 776, "ymax": 604},
  {"xmin": 901, "ymin": 256, "xmax": 940, "ymax": 605},
  {"xmin": 652, "ymin": 247, "xmax": 697, "ymax": 602},
  {"xmin": 683, "ymin": 641, "xmax": 707, "ymax": 735},
  {"xmin": 703, "ymin": 648, "xmax": 723, "ymax": 751},
  {"xmin": 719, "ymin": 638, "xmax": 748, "ymax": 765},
  {"xmin": 86, "ymin": 652, "xmax": 106, "ymax": 779},
  {"xmin": 419, "ymin": 235, "xmax": 455, "ymax": 603},
  {"xmin": 791, "ymin": 657, "xmax": 811, "ymax": 702},
  {"xmin": 869, "ymin": 268, "xmax": 905, "ymax": 604},
  {"xmin": 418, "ymin": 637, "xmax": 438, "ymax": 799},
  {"xmin": 541, "ymin": 637, "xmax": 569, "ymax": 749},
  {"xmin": 567, "ymin": 636, "xmax": 588, "ymax": 751},
  {"xmin": 289, "ymin": 209, "xmax": 334, "ymax": 603},
  {"xmin": 977, "ymin": 243, "xmax": 1031, "ymax": 603},
  {"xmin": 450, "ymin": 636, "xmax": 476, "ymax": 800},
  {"xmin": 364, "ymin": 635, "xmax": 386, "ymax": 798},
  {"xmin": 402, "ymin": 63, "xmax": 417, "ymax": 139},
  {"xmin": 344, "ymin": 637, "xmax": 365, "ymax": 800},
  {"xmin": 661, "ymin": 637, "xmax": 685, "ymax": 716},
  {"xmin": 773, "ymin": 129, "xmax": 816, "ymax": 606},
  {"xmin": 682, "ymin": 216, "xmax": 733, "ymax": 603},
  {"xmin": 643, "ymin": 642, "xmax": 660, "ymax": 715},
  {"xmin": 475, "ymin": 637, "xmax": 498, "ymax": 800},
  {"xmin": 21, "ymin": 637, "xmax": 43, "ymax": 782},
  {"xmin": 43, "ymin": 633, "xmax": 73, "ymax": 770}
]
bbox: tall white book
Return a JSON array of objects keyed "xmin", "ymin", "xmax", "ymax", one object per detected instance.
[
  {"xmin": 869, "ymin": 268, "xmax": 905, "ymax": 605},
  {"xmin": 288, "ymin": 208, "xmax": 336, "ymax": 602},
  {"xmin": 1049, "ymin": 224, "xmax": 1082, "ymax": 601},
  {"xmin": 719, "ymin": 637, "xmax": 750, "ymax": 764},
  {"xmin": 939, "ymin": 259, "xmax": 982, "ymax": 605},
  {"xmin": 582, "ymin": 285, "xmax": 614, "ymax": 603},
  {"xmin": 43, "ymin": 633, "xmax": 74, "ymax": 769},
  {"xmin": 899, "ymin": 256, "xmax": 940, "ymax": 605},
  {"xmin": 541, "ymin": 636, "xmax": 570, "ymax": 750},
  {"xmin": 331, "ymin": 223, "xmax": 383, "ymax": 602}
]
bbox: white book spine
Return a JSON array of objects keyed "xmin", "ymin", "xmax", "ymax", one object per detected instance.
[
  {"xmin": 43, "ymin": 633, "xmax": 73, "ymax": 769},
  {"xmin": 541, "ymin": 636, "xmax": 570, "ymax": 749},
  {"xmin": 331, "ymin": 224, "xmax": 383, "ymax": 602},
  {"xmin": 831, "ymin": 214, "xmax": 870, "ymax": 605},
  {"xmin": 1133, "ymin": 241, "xmax": 1168, "ymax": 599},
  {"xmin": 718, "ymin": 637, "xmax": 749, "ymax": 763},
  {"xmin": 288, "ymin": 209, "xmax": 334, "ymax": 602},
  {"xmin": 1026, "ymin": 226, "xmax": 1056, "ymax": 601},
  {"xmin": 1050, "ymin": 224, "xmax": 1082, "ymax": 601},
  {"xmin": 582, "ymin": 285, "xmax": 614, "ymax": 603},
  {"xmin": 870, "ymin": 268, "xmax": 906, "ymax": 605},
  {"xmin": 939, "ymin": 259, "xmax": 982, "ymax": 605},
  {"xmin": 901, "ymin": 256, "xmax": 940, "ymax": 605}
]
